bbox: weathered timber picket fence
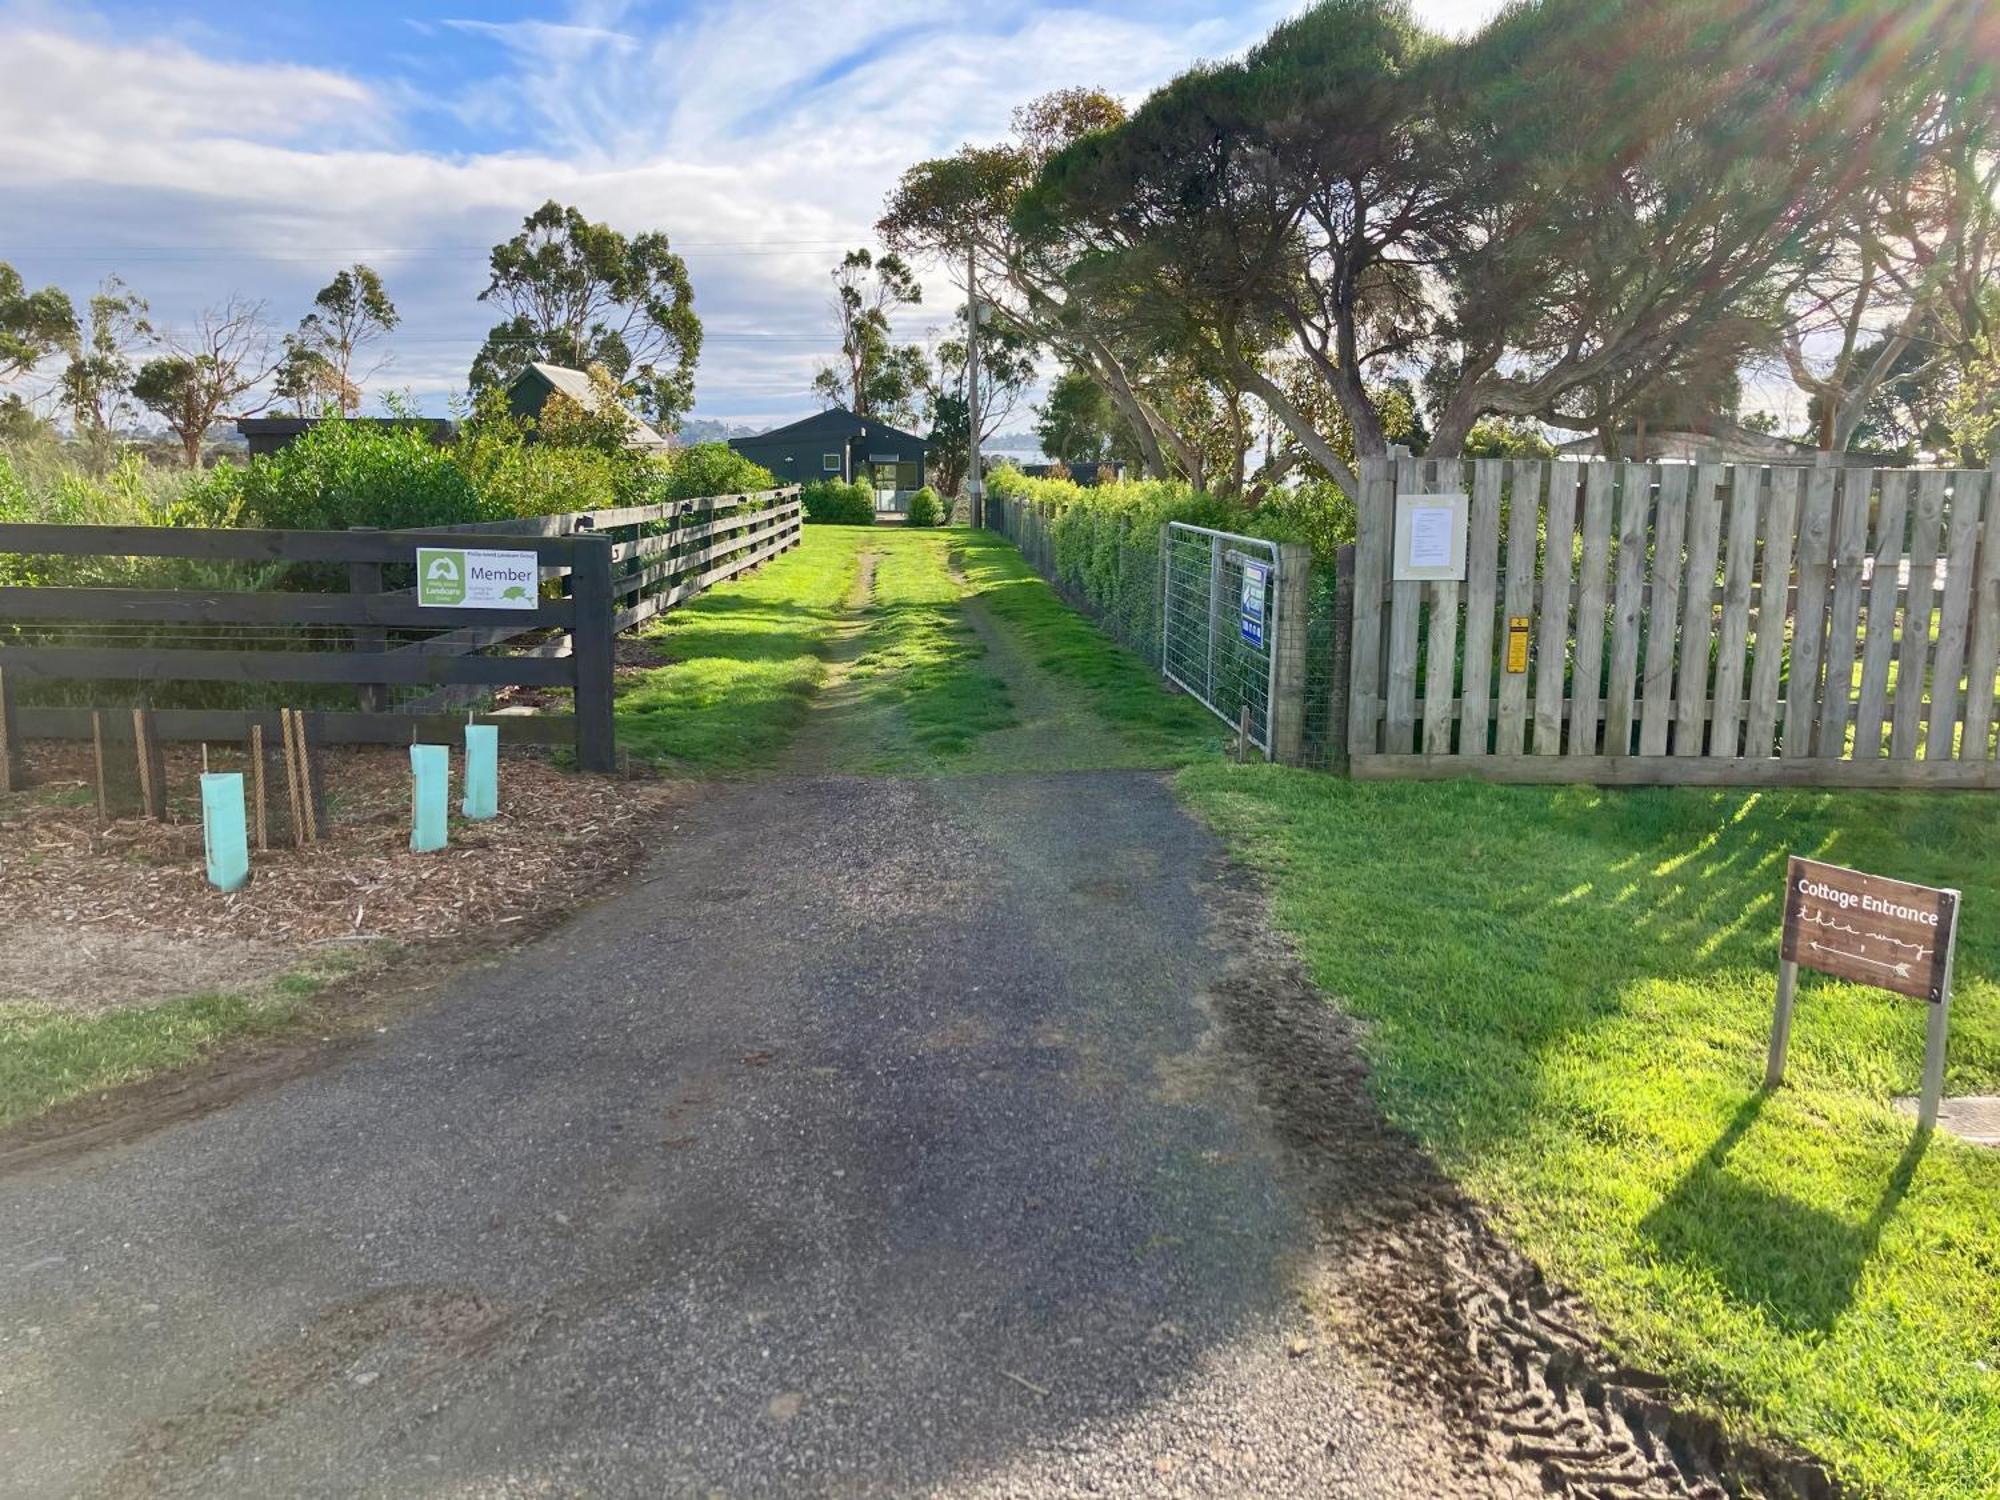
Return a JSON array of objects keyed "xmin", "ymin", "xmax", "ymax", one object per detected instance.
[
  {"xmin": 1349, "ymin": 456, "xmax": 2000, "ymax": 787},
  {"xmin": 0, "ymin": 486, "xmax": 801, "ymax": 773}
]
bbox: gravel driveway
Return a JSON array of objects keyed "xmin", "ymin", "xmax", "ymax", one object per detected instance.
[{"xmin": 0, "ymin": 768, "xmax": 1528, "ymax": 1498}]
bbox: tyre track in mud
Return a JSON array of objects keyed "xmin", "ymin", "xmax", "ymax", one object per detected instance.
[{"xmin": 1195, "ymin": 857, "xmax": 1841, "ymax": 1500}]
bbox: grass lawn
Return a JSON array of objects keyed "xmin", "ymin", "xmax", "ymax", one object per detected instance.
[
  {"xmin": 1178, "ymin": 767, "xmax": 2000, "ymax": 1499},
  {"xmin": 619, "ymin": 524, "xmax": 1219, "ymax": 776},
  {"xmin": 0, "ymin": 966, "xmax": 348, "ymax": 1131},
  {"xmin": 835, "ymin": 529, "xmax": 1018, "ymax": 760}
]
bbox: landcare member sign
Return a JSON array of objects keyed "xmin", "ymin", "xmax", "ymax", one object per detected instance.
[
  {"xmin": 1781, "ymin": 855, "xmax": 1957, "ymax": 1003},
  {"xmin": 416, "ymin": 548, "xmax": 539, "ymax": 610}
]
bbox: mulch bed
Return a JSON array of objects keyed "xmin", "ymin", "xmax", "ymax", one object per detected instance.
[{"xmin": 0, "ymin": 740, "xmax": 683, "ymax": 1009}]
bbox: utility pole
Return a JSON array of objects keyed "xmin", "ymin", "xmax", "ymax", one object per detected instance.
[{"xmin": 966, "ymin": 242, "xmax": 984, "ymax": 529}]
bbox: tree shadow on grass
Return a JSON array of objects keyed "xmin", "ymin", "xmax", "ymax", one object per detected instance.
[{"xmin": 1639, "ymin": 1089, "xmax": 1927, "ymax": 1333}]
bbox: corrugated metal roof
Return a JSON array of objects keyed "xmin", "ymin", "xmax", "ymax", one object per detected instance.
[{"xmin": 521, "ymin": 363, "xmax": 670, "ymax": 450}]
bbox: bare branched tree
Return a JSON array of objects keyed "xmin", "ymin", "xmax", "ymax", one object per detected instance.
[{"xmin": 132, "ymin": 297, "xmax": 279, "ymax": 467}]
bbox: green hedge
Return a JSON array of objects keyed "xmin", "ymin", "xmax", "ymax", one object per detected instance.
[
  {"xmin": 984, "ymin": 465, "xmax": 1348, "ymax": 764},
  {"xmin": 905, "ymin": 486, "xmax": 943, "ymax": 527},
  {"xmin": 802, "ymin": 479, "xmax": 876, "ymax": 525}
]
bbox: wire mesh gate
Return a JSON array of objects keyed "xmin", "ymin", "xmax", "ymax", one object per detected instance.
[{"xmin": 1162, "ymin": 523, "xmax": 1281, "ymax": 752}]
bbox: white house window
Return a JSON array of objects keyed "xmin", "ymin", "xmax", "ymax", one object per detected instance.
[{"xmin": 822, "ymin": 453, "xmax": 841, "ymax": 471}]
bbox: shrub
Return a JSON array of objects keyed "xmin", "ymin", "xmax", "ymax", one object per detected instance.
[
  {"xmin": 802, "ymin": 478, "xmax": 875, "ymax": 525},
  {"xmin": 656, "ymin": 442, "xmax": 777, "ymax": 503},
  {"xmin": 232, "ymin": 419, "xmax": 494, "ymax": 531},
  {"xmin": 904, "ymin": 485, "xmax": 942, "ymax": 527}
]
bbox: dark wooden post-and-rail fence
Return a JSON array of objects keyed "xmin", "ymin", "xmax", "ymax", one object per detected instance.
[{"xmin": 0, "ymin": 485, "xmax": 803, "ymax": 778}]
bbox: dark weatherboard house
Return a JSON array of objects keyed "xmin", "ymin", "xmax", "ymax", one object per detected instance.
[{"xmin": 729, "ymin": 407, "xmax": 929, "ymax": 516}]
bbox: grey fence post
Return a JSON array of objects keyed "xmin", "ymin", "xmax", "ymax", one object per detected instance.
[
  {"xmin": 1271, "ymin": 542, "xmax": 1312, "ymax": 766},
  {"xmin": 347, "ymin": 526, "xmax": 387, "ymax": 713},
  {"xmin": 569, "ymin": 534, "xmax": 617, "ymax": 773},
  {"xmin": 1327, "ymin": 543, "xmax": 1355, "ymax": 774}
]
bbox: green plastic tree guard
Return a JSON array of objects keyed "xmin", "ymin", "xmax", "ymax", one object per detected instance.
[
  {"xmin": 201, "ymin": 771, "xmax": 250, "ymax": 892},
  {"xmin": 411, "ymin": 743, "xmax": 449, "ymax": 853},
  {"xmin": 462, "ymin": 723, "xmax": 498, "ymax": 820}
]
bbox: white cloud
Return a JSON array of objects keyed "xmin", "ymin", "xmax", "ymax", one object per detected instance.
[{"xmin": 0, "ymin": 0, "xmax": 1306, "ymax": 426}]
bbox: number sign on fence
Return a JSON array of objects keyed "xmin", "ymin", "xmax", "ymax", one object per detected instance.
[{"xmin": 1348, "ymin": 456, "xmax": 2000, "ymax": 787}]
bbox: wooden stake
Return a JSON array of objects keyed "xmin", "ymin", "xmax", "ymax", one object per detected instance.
[
  {"xmin": 92, "ymin": 710, "xmax": 110, "ymax": 823},
  {"xmin": 132, "ymin": 707, "xmax": 167, "ymax": 821},
  {"xmin": 249, "ymin": 723, "xmax": 269, "ymax": 853},
  {"xmin": 1237, "ymin": 704, "xmax": 1252, "ymax": 764},
  {"xmin": 299, "ymin": 711, "xmax": 324, "ymax": 842},
  {"xmin": 282, "ymin": 709, "xmax": 307, "ymax": 848},
  {"xmin": 0, "ymin": 665, "xmax": 20, "ymax": 795}
]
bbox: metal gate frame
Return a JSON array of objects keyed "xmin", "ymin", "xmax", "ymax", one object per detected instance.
[{"xmin": 1161, "ymin": 522, "xmax": 1281, "ymax": 753}]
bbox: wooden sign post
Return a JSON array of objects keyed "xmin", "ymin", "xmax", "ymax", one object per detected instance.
[{"xmin": 1769, "ymin": 855, "xmax": 1959, "ymax": 1130}]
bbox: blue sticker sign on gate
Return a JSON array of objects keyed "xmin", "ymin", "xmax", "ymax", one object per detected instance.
[{"xmin": 1239, "ymin": 561, "xmax": 1268, "ymax": 648}]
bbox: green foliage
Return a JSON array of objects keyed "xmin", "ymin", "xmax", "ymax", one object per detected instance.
[
  {"xmin": 812, "ymin": 247, "xmax": 928, "ymax": 427},
  {"xmin": 985, "ymin": 464, "xmax": 1245, "ymax": 662},
  {"xmin": 656, "ymin": 442, "xmax": 776, "ymax": 502},
  {"xmin": 1257, "ymin": 479, "xmax": 1356, "ymax": 558},
  {"xmin": 0, "ymin": 442, "xmax": 228, "ymax": 586},
  {"xmin": 802, "ymin": 478, "xmax": 876, "ymax": 525},
  {"xmin": 1035, "ymin": 367, "xmax": 1124, "ymax": 466},
  {"xmin": 1181, "ymin": 769, "xmax": 2000, "ymax": 1500},
  {"xmin": 904, "ymin": 485, "xmax": 943, "ymax": 526},
  {"xmin": 0, "ymin": 261, "xmax": 76, "ymax": 383},
  {"xmin": 281, "ymin": 263, "xmax": 398, "ymax": 417},
  {"xmin": 925, "ymin": 310, "xmax": 1037, "ymax": 495},
  {"xmin": 227, "ymin": 417, "xmax": 492, "ymax": 532},
  {"xmin": 1462, "ymin": 418, "xmax": 1555, "ymax": 459},
  {"xmin": 58, "ymin": 277, "xmax": 151, "ymax": 449}
]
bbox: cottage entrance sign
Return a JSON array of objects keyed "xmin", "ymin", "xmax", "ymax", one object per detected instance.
[{"xmin": 1767, "ymin": 855, "xmax": 1960, "ymax": 1128}]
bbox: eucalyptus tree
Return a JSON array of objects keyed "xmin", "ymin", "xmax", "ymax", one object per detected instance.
[
  {"xmin": 811, "ymin": 248, "xmax": 929, "ymax": 425},
  {"xmin": 925, "ymin": 307, "xmax": 1035, "ymax": 496},
  {"xmin": 1776, "ymin": 7, "xmax": 1999, "ymax": 453},
  {"xmin": 279, "ymin": 264, "xmax": 399, "ymax": 416},
  {"xmin": 58, "ymin": 277, "xmax": 152, "ymax": 459},
  {"xmin": 881, "ymin": 89, "xmax": 1226, "ymax": 484},
  {"xmin": 0, "ymin": 262, "xmax": 75, "ymax": 387},
  {"xmin": 471, "ymin": 200, "xmax": 702, "ymax": 431},
  {"xmin": 132, "ymin": 297, "xmax": 279, "ymax": 468}
]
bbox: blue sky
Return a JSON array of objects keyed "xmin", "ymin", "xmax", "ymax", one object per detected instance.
[{"xmin": 0, "ymin": 0, "xmax": 1507, "ymax": 428}]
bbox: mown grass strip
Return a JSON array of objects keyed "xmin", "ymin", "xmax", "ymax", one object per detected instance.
[
  {"xmin": 845, "ymin": 533, "xmax": 1015, "ymax": 756},
  {"xmin": 616, "ymin": 527, "xmax": 872, "ymax": 771},
  {"xmin": 1177, "ymin": 767, "xmax": 2000, "ymax": 1500},
  {"xmin": 952, "ymin": 531, "xmax": 1220, "ymax": 763}
]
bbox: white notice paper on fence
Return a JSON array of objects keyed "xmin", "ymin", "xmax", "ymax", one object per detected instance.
[
  {"xmin": 1408, "ymin": 507, "xmax": 1454, "ymax": 569},
  {"xmin": 1393, "ymin": 492, "xmax": 1468, "ymax": 581}
]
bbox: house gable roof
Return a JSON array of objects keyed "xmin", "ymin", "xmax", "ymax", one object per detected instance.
[
  {"xmin": 511, "ymin": 362, "xmax": 669, "ymax": 450},
  {"xmin": 732, "ymin": 406, "xmax": 929, "ymax": 451}
]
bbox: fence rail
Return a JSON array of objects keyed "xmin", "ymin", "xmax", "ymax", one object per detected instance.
[
  {"xmin": 1349, "ymin": 456, "xmax": 2000, "ymax": 787},
  {"xmin": 0, "ymin": 485, "xmax": 802, "ymax": 772}
]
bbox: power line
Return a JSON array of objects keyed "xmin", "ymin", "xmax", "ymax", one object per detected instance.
[{"xmin": 4, "ymin": 240, "xmax": 859, "ymax": 262}]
